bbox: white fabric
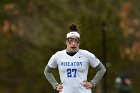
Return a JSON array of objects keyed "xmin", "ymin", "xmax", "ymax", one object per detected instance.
[
  {"xmin": 48, "ymin": 49, "xmax": 100, "ymax": 93},
  {"xmin": 66, "ymin": 32, "xmax": 80, "ymax": 38}
]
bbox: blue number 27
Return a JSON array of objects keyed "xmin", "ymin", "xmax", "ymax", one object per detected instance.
[{"xmin": 67, "ymin": 69, "xmax": 77, "ymax": 78}]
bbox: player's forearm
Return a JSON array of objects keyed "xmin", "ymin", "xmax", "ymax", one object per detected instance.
[
  {"xmin": 91, "ymin": 62, "xmax": 106, "ymax": 87},
  {"xmin": 44, "ymin": 65, "xmax": 59, "ymax": 89}
]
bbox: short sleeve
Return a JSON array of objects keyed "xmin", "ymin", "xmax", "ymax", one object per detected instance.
[
  {"xmin": 84, "ymin": 50, "xmax": 100, "ymax": 68},
  {"xmin": 48, "ymin": 52, "xmax": 60, "ymax": 68}
]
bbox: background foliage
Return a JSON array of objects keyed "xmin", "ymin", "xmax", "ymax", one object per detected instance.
[{"xmin": 0, "ymin": 0, "xmax": 140, "ymax": 93}]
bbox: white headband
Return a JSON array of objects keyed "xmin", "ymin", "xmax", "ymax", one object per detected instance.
[{"xmin": 66, "ymin": 31, "xmax": 80, "ymax": 38}]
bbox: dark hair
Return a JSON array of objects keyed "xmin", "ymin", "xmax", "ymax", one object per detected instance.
[{"xmin": 69, "ymin": 24, "xmax": 78, "ymax": 31}]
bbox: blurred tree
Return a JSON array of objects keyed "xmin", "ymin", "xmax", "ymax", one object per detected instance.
[
  {"xmin": 119, "ymin": 2, "xmax": 140, "ymax": 61},
  {"xmin": 0, "ymin": 0, "xmax": 140, "ymax": 93}
]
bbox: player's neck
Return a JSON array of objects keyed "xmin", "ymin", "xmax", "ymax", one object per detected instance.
[{"xmin": 66, "ymin": 50, "xmax": 79, "ymax": 56}]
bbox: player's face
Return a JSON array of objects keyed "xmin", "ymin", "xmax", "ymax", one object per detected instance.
[{"xmin": 66, "ymin": 38, "xmax": 80, "ymax": 52}]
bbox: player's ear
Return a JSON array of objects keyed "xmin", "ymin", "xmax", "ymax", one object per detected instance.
[
  {"xmin": 79, "ymin": 41, "xmax": 81, "ymax": 44},
  {"xmin": 64, "ymin": 40, "xmax": 67, "ymax": 45}
]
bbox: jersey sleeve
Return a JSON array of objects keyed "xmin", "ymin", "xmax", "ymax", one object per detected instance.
[
  {"xmin": 47, "ymin": 52, "xmax": 60, "ymax": 68},
  {"xmin": 84, "ymin": 50, "xmax": 100, "ymax": 68}
]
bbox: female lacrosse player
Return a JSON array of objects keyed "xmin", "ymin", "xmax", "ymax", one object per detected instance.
[{"xmin": 44, "ymin": 23, "xmax": 106, "ymax": 93}]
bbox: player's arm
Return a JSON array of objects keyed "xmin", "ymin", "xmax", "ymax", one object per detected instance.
[
  {"xmin": 90, "ymin": 62, "xmax": 106, "ymax": 87},
  {"xmin": 83, "ymin": 50, "xmax": 106, "ymax": 87},
  {"xmin": 44, "ymin": 65, "xmax": 59, "ymax": 89}
]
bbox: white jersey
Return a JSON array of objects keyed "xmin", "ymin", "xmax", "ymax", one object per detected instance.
[{"xmin": 48, "ymin": 49, "xmax": 100, "ymax": 93}]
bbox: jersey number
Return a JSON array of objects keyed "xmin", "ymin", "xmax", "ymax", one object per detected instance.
[{"xmin": 67, "ymin": 69, "xmax": 77, "ymax": 78}]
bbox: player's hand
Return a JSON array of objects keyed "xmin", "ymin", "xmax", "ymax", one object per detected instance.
[
  {"xmin": 124, "ymin": 79, "xmax": 131, "ymax": 85},
  {"xmin": 83, "ymin": 81, "xmax": 93, "ymax": 89},
  {"xmin": 56, "ymin": 83, "xmax": 63, "ymax": 92}
]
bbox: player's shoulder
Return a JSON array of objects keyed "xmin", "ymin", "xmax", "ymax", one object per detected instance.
[
  {"xmin": 79, "ymin": 49, "xmax": 96, "ymax": 57},
  {"xmin": 53, "ymin": 50, "xmax": 65, "ymax": 57},
  {"xmin": 79, "ymin": 49, "xmax": 93, "ymax": 54}
]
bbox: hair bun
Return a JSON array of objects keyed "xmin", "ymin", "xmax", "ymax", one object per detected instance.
[{"xmin": 69, "ymin": 24, "xmax": 78, "ymax": 31}]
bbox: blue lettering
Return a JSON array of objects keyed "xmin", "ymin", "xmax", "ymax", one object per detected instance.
[{"xmin": 60, "ymin": 62, "xmax": 82, "ymax": 66}]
